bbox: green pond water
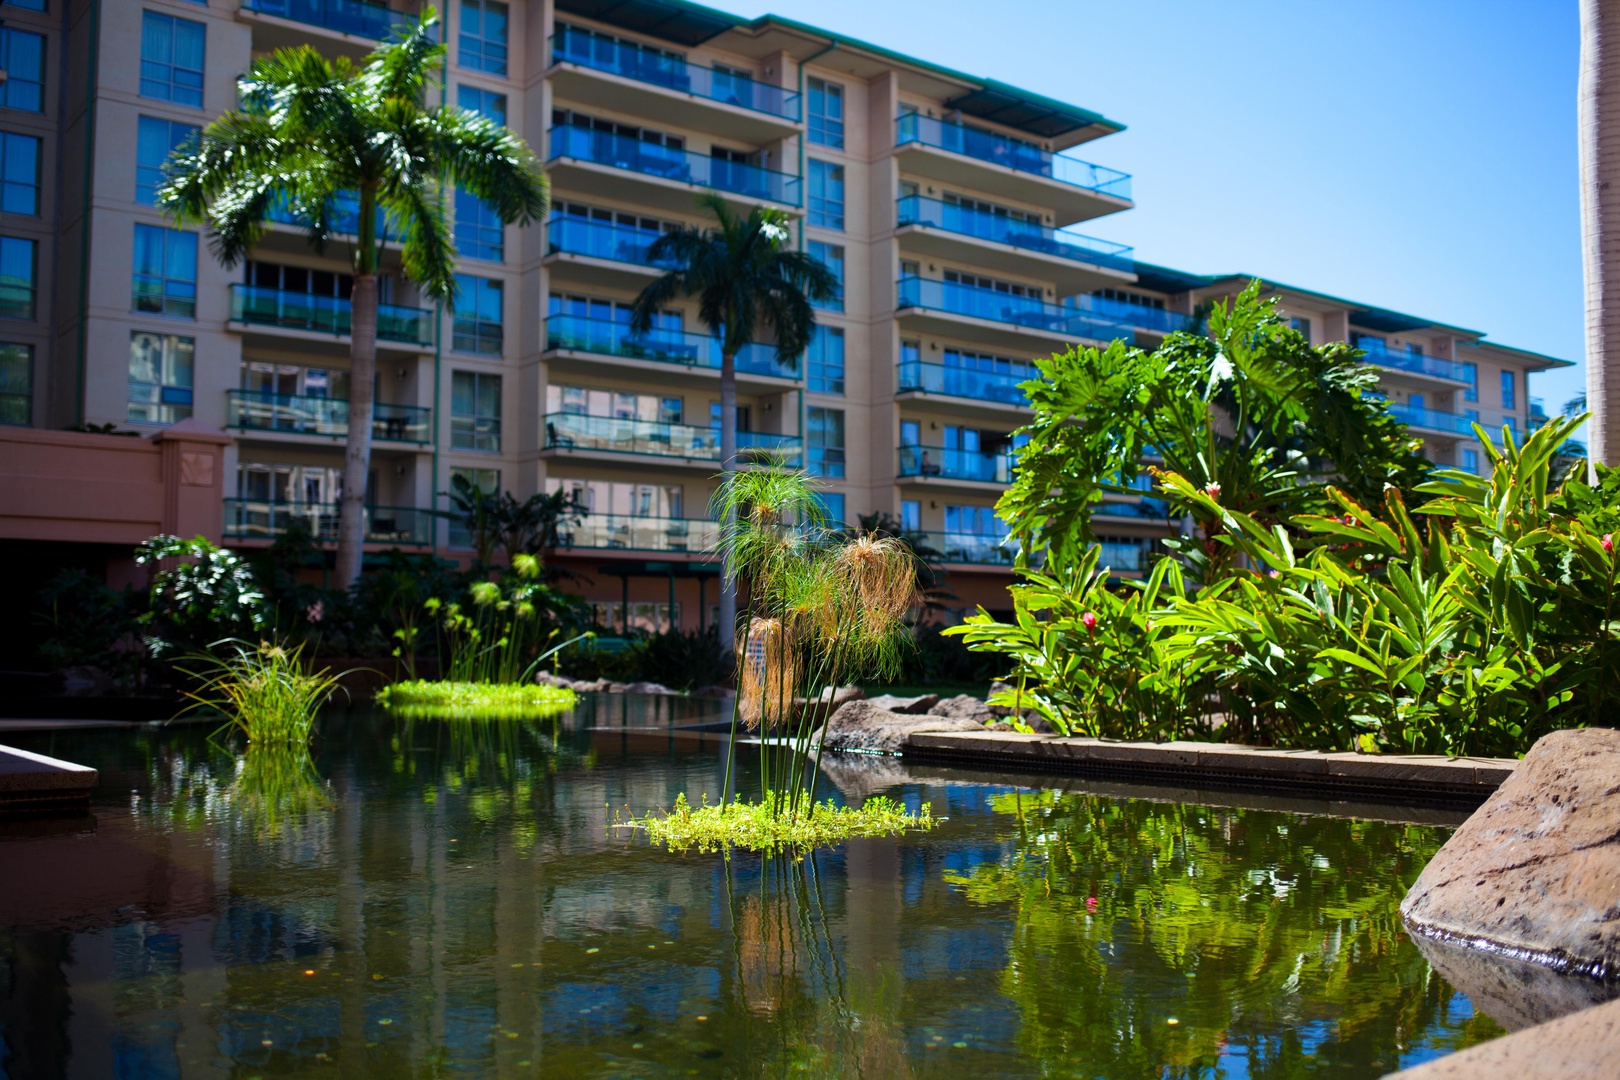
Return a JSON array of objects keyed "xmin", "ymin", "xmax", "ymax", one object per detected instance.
[{"xmin": 1, "ymin": 695, "xmax": 1509, "ymax": 1078}]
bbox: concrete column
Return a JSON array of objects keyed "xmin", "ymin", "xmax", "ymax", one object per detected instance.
[{"xmin": 151, "ymin": 418, "xmax": 232, "ymax": 542}]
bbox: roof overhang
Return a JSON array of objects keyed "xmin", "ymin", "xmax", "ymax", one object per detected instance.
[{"xmin": 554, "ymin": 0, "xmax": 742, "ymax": 46}]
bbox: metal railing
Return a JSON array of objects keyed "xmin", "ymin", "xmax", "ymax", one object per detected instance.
[
  {"xmin": 546, "ymin": 215, "xmax": 679, "ymax": 269},
  {"xmin": 1389, "ymin": 402, "xmax": 1477, "ymax": 436},
  {"xmin": 897, "ymin": 276, "xmax": 1132, "ymax": 343},
  {"xmin": 895, "ymin": 195, "xmax": 1134, "ymax": 272},
  {"xmin": 241, "ymin": 0, "xmax": 408, "ymax": 39},
  {"xmin": 895, "ymin": 112, "xmax": 1132, "ymax": 201},
  {"xmin": 897, "ymin": 444, "xmax": 1014, "ymax": 483},
  {"xmin": 550, "ymin": 27, "xmax": 800, "ymax": 121},
  {"xmin": 557, "ymin": 514, "xmax": 719, "ymax": 553},
  {"xmin": 226, "ymin": 390, "xmax": 430, "ymax": 443},
  {"xmin": 223, "ymin": 499, "xmax": 432, "ymax": 545},
  {"xmin": 1066, "ymin": 294, "xmax": 1197, "ymax": 335},
  {"xmin": 229, "ymin": 284, "xmax": 434, "ymax": 345},
  {"xmin": 897, "ymin": 360, "xmax": 1033, "ymax": 406},
  {"xmin": 911, "ymin": 530, "xmax": 1020, "ymax": 566},
  {"xmin": 545, "ymin": 314, "xmax": 799, "ymax": 380},
  {"xmin": 549, "ymin": 125, "xmax": 802, "ymax": 207},
  {"xmin": 544, "ymin": 412, "xmax": 803, "ymax": 466},
  {"xmin": 1357, "ymin": 339, "xmax": 1472, "ymax": 382}
]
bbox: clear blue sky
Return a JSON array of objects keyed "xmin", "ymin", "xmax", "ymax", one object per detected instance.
[{"xmin": 703, "ymin": 0, "xmax": 1586, "ymax": 412}]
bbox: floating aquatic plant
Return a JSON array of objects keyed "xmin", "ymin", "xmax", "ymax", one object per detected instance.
[
  {"xmin": 618, "ymin": 792, "xmax": 935, "ymax": 854},
  {"xmin": 375, "ymin": 680, "xmax": 576, "ymax": 720},
  {"xmin": 177, "ymin": 638, "xmax": 347, "ymax": 745}
]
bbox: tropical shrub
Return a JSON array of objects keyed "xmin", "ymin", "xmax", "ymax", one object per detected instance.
[{"xmin": 136, "ymin": 535, "xmax": 267, "ymax": 658}]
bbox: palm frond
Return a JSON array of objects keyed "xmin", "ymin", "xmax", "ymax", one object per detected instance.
[
  {"xmin": 384, "ymin": 182, "xmax": 457, "ymax": 304},
  {"xmin": 423, "ymin": 107, "xmax": 548, "ymax": 223},
  {"xmin": 359, "ymin": 9, "xmax": 446, "ymax": 101}
]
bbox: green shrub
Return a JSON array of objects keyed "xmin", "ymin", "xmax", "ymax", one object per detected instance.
[
  {"xmin": 136, "ymin": 535, "xmax": 266, "ymax": 659},
  {"xmin": 178, "ymin": 639, "xmax": 345, "ymax": 745}
]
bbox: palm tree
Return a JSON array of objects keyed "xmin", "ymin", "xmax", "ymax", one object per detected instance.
[
  {"xmin": 630, "ymin": 194, "xmax": 837, "ymax": 649},
  {"xmin": 157, "ymin": 10, "xmax": 547, "ymax": 588},
  {"xmin": 1581, "ymin": 0, "xmax": 1620, "ymax": 466}
]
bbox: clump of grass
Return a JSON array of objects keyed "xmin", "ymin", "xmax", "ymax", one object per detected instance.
[
  {"xmin": 617, "ymin": 792, "xmax": 936, "ymax": 854},
  {"xmin": 179, "ymin": 639, "xmax": 346, "ymax": 744},
  {"xmin": 375, "ymin": 679, "xmax": 576, "ymax": 720}
]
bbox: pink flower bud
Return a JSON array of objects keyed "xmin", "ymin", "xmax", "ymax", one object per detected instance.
[
  {"xmin": 1204, "ymin": 482, "xmax": 1221, "ymax": 498},
  {"xmin": 1605, "ymin": 534, "xmax": 1614, "ymax": 554},
  {"xmin": 1268, "ymin": 569, "xmax": 1280, "ymax": 579},
  {"xmin": 1081, "ymin": 611, "xmax": 1098, "ymax": 633}
]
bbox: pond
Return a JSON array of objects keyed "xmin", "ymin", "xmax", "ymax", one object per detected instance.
[{"xmin": 2, "ymin": 694, "xmax": 1507, "ymax": 1078}]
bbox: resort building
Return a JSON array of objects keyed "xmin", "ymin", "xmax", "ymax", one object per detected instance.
[{"xmin": 0, "ymin": 0, "xmax": 1571, "ymax": 630}]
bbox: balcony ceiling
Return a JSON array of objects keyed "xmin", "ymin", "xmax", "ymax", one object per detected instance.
[
  {"xmin": 554, "ymin": 0, "xmax": 739, "ymax": 47},
  {"xmin": 944, "ymin": 87, "xmax": 1112, "ymax": 141}
]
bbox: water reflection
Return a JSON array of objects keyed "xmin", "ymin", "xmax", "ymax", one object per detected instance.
[{"xmin": 0, "ymin": 705, "xmax": 1510, "ymax": 1078}]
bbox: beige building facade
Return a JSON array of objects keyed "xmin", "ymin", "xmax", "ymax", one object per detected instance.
[{"xmin": 7, "ymin": 0, "xmax": 1570, "ymax": 630}]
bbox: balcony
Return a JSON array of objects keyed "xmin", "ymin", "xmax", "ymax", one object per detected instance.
[
  {"xmin": 1093, "ymin": 498, "xmax": 1170, "ymax": 521},
  {"xmin": 546, "ymin": 216, "xmax": 679, "ymax": 279},
  {"xmin": 895, "ymin": 194, "xmax": 1133, "ymax": 293},
  {"xmin": 558, "ymin": 514, "xmax": 719, "ymax": 554},
  {"xmin": 897, "ymin": 360, "xmax": 1033, "ymax": 410},
  {"xmin": 543, "ymin": 412, "xmax": 803, "ymax": 467},
  {"xmin": 545, "ymin": 315, "xmax": 800, "ymax": 382},
  {"xmin": 227, "ymin": 390, "xmax": 430, "ymax": 444},
  {"xmin": 224, "ymin": 499, "xmax": 432, "ymax": 546},
  {"xmin": 895, "ymin": 113, "xmax": 1131, "ymax": 225},
  {"xmin": 229, "ymin": 284, "xmax": 434, "ymax": 347},
  {"xmin": 548, "ymin": 125, "xmax": 801, "ymax": 213},
  {"xmin": 1356, "ymin": 339, "xmax": 1472, "ymax": 384},
  {"xmin": 1389, "ymin": 403, "xmax": 1476, "ymax": 437},
  {"xmin": 266, "ymin": 190, "xmax": 393, "ymax": 242},
  {"xmin": 1067, "ymin": 294, "xmax": 1197, "ymax": 336},
  {"xmin": 898, "ymin": 444, "xmax": 1013, "ymax": 485},
  {"xmin": 549, "ymin": 26, "xmax": 800, "ymax": 142},
  {"xmin": 240, "ymin": 0, "xmax": 409, "ymax": 40},
  {"xmin": 897, "ymin": 276, "xmax": 1132, "ymax": 349},
  {"xmin": 914, "ymin": 531, "xmax": 1019, "ymax": 566}
]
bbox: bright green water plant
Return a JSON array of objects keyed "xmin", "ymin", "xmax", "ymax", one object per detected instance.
[
  {"xmin": 177, "ymin": 638, "xmax": 345, "ymax": 745},
  {"xmin": 375, "ymin": 679, "xmax": 576, "ymax": 720},
  {"xmin": 627, "ymin": 792, "xmax": 934, "ymax": 854}
]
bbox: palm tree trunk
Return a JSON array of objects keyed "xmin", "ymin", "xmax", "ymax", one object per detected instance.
[
  {"xmin": 336, "ymin": 270, "xmax": 378, "ymax": 588},
  {"xmin": 719, "ymin": 352, "xmax": 738, "ymax": 652},
  {"xmin": 1582, "ymin": 0, "xmax": 1620, "ymax": 466}
]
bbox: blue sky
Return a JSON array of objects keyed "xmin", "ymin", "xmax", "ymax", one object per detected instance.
[{"xmin": 702, "ymin": 0, "xmax": 1585, "ymax": 412}]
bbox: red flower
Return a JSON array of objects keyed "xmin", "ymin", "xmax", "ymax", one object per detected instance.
[
  {"xmin": 1204, "ymin": 481, "xmax": 1222, "ymax": 499},
  {"xmin": 1604, "ymin": 534, "xmax": 1614, "ymax": 554},
  {"xmin": 1082, "ymin": 611, "xmax": 1098, "ymax": 633}
]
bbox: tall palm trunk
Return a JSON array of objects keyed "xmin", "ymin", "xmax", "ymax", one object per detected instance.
[
  {"xmin": 719, "ymin": 353, "xmax": 738, "ymax": 651},
  {"xmin": 1581, "ymin": 0, "xmax": 1620, "ymax": 466},
  {"xmin": 337, "ymin": 270, "xmax": 377, "ymax": 588}
]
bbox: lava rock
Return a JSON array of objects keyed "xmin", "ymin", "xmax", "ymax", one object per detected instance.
[
  {"xmin": 863, "ymin": 693, "xmax": 940, "ymax": 714},
  {"xmin": 928, "ymin": 694, "xmax": 994, "ymax": 723},
  {"xmin": 821, "ymin": 700, "xmax": 983, "ymax": 753},
  {"xmin": 1411, "ymin": 932, "xmax": 1620, "ymax": 1033},
  {"xmin": 1400, "ymin": 727, "xmax": 1620, "ymax": 979},
  {"xmin": 619, "ymin": 681, "xmax": 678, "ymax": 695}
]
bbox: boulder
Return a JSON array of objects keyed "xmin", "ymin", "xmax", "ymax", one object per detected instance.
[
  {"xmin": 534, "ymin": 670, "xmax": 572, "ymax": 689},
  {"xmin": 863, "ymin": 692, "xmax": 940, "ymax": 714},
  {"xmin": 1401, "ymin": 727, "xmax": 1620, "ymax": 979},
  {"xmin": 821, "ymin": 699, "xmax": 984, "ymax": 753},
  {"xmin": 928, "ymin": 694, "xmax": 994, "ymax": 723},
  {"xmin": 619, "ymin": 681, "xmax": 678, "ymax": 695},
  {"xmin": 690, "ymin": 684, "xmax": 736, "ymax": 698},
  {"xmin": 1382, "ymin": 993, "xmax": 1620, "ymax": 1079}
]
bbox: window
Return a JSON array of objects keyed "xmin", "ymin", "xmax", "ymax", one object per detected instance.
[
  {"xmin": 0, "ymin": 132, "xmax": 39, "ymax": 215},
  {"xmin": 127, "ymin": 331, "xmax": 194, "ymax": 424},
  {"xmin": 140, "ymin": 12, "xmax": 206, "ymax": 108},
  {"xmin": 455, "ymin": 188, "xmax": 504, "ymax": 261},
  {"xmin": 451, "ymin": 370, "xmax": 502, "ymax": 452},
  {"xmin": 459, "ymin": 0, "xmax": 508, "ymax": 76},
  {"xmin": 808, "ymin": 76, "xmax": 844, "ymax": 149},
  {"xmin": 813, "ymin": 491, "xmax": 846, "ymax": 526},
  {"xmin": 546, "ymin": 477, "xmax": 684, "ymax": 519},
  {"xmin": 807, "ymin": 406, "xmax": 844, "ymax": 478},
  {"xmin": 1, "ymin": 0, "xmax": 48, "ymax": 12},
  {"xmin": 1289, "ymin": 316, "xmax": 1311, "ymax": 342},
  {"xmin": 453, "ymin": 274, "xmax": 503, "ymax": 354},
  {"xmin": 945, "ymin": 504, "xmax": 1003, "ymax": 536},
  {"xmin": 133, "ymin": 225, "xmax": 198, "ymax": 318},
  {"xmin": 0, "ymin": 29, "xmax": 44, "ymax": 112},
  {"xmin": 1501, "ymin": 369, "xmax": 1517, "ymax": 410},
  {"xmin": 0, "ymin": 342, "xmax": 29, "ymax": 424},
  {"xmin": 900, "ymin": 499, "xmax": 920, "ymax": 533},
  {"xmin": 0, "ymin": 235, "xmax": 35, "ymax": 319},
  {"xmin": 457, "ymin": 85, "xmax": 507, "ymax": 127},
  {"xmin": 808, "ymin": 240, "xmax": 843, "ymax": 311},
  {"xmin": 448, "ymin": 466, "xmax": 500, "ymax": 548},
  {"xmin": 136, "ymin": 117, "xmax": 198, "ymax": 206},
  {"xmin": 808, "ymin": 159, "xmax": 844, "ymax": 230},
  {"xmin": 1462, "ymin": 448, "xmax": 1480, "ymax": 474},
  {"xmin": 1461, "ymin": 361, "xmax": 1478, "ymax": 402},
  {"xmin": 807, "ymin": 325, "xmax": 844, "ymax": 395},
  {"xmin": 552, "ymin": 383, "xmax": 684, "ymax": 424},
  {"xmin": 590, "ymin": 601, "xmax": 679, "ymax": 634}
]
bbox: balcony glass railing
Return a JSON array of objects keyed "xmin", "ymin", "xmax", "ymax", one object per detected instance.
[
  {"xmin": 223, "ymin": 499, "xmax": 432, "ymax": 545},
  {"xmin": 267, "ymin": 190, "xmax": 393, "ymax": 241},
  {"xmin": 897, "ymin": 276, "xmax": 1132, "ymax": 343},
  {"xmin": 897, "ymin": 360, "xmax": 1034, "ymax": 407},
  {"xmin": 1093, "ymin": 498, "xmax": 1170, "ymax": 521},
  {"xmin": 550, "ymin": 27, "xmax": 800, "ymax": 122},
  {"xmin": 547, "ymin": 215, "xmax": 679, "ymax": 268},
  {"xmin": 545, "ymin": 315, "xmax": 800, "ymax": 380},
  {"xmin": 895, "ymin": 195, "xmax": 1134, "ymax": 272},
  {"xmin": 549, "ymin": 125, "xmax": 802, "ymax": 207},
  {"xmin": 1389, "ymin": 403, "xmax": 1477, "ymax": 436},
  {"xmin": 1067, "ymin": 294, "xmax": 1197, "ymax": 335},
  {"xmin": 544, "ymin": 412, "xmax": 803, "ymax": 466},
  {"xmin": 895, "ymin": 113, "xmax": 1132, "ymax": 201},
  {"xmin": 1356, "ymin": 340, "xmax": 1472, "ymax": 382},
  {"xmin": 241, "ymin": 0, "xmax": 409, "ymax": 39},
  {"xmin": 557, "ymin": 514, "xmax": 719, "ymax": 554},
  {"xmin": 913, "ymin": 531, "xmax": 1019, "ymax": 566},
  {"xmin": 227, "ymin": 390, "xmax": 430, "ymax": 443},
  {"xmin": 898, "ymin": 444, "xmax": 1013, "ymax": 484},
  {"xmin": 230, "ymin": 284, "xmax": 434, "ymax": 345}
]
